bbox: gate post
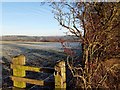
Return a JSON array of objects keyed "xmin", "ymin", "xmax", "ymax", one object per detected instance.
[
  {"xmin": 54, "ymin": 61, "xmax": 66, "ymax": 90},
  {"xmin": 12, "ymin": 55, "xmax": 26, "ymax": 88}
]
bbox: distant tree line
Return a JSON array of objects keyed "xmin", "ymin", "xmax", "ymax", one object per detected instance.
[{"xmin": 2, "ymin": 35, "xmax": 80, "ymax": 42}]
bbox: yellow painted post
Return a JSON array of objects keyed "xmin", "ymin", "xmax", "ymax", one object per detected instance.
[
  {"xmin": 54, "ymin": 61, "xmax": 66, "ymax": 90},
  {"xmin": 12, "ymin": 87, "xmax": 25, "ymax": 90},
  {"xmin": 12, "ymin": 55, "xmax": 26, "ymax": 88}
]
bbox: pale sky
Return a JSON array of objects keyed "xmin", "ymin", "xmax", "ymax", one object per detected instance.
[{"xmin": 2, "ymin": 2, "xmax": 65, "ymax": 36}]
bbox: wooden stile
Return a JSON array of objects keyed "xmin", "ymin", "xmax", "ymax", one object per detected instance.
[
  {"xmin": 54, "ymin": 61, "xmax": 66, "ymax": 89},
  {"xmin": 12, "ymin": 55, "xmax": 26, "ymax": 88},
  {"xmin": 11, "ymin": 55, "xmax": 66, "ymax": 89}
]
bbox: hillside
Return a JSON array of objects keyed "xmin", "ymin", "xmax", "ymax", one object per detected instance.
[{"xmin": 1, "ymin": 35, "xmax": 80, "ymax": 42}]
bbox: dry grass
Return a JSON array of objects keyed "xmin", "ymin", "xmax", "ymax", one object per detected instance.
[
  {"xmin": 67, "ymin": 56, "xmax": 120, "ymax": 89},
  {"xmin": 101, "ymin": 58, "xmax": 120, "ymax": 89}
]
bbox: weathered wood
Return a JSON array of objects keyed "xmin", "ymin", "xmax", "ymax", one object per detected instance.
[
  {"xmin": 11, "ymin": 76, "xmax": 54, "ymax": 87},
  {"xmin": 54, "ymin": 61, "xmax": 66, "ymax": 89},
  {"xmin": 12, "ymin": 87, "xmax": 25, "ymax": 90},
  {"xmin": 11, "ymin": 55, "xmax": 66, "ymax": 89},
  {"xmin": 12, "ymin": 55, "xmax": 26, "ymax": 88},
  {"xmin": 11, "ymin": 64, "xmax": 55, "ymax": 73},
  {"xmin": 11, "ymin": 76, "xmax": 44, "ymax": 86}
]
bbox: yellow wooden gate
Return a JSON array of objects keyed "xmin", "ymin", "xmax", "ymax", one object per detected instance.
[{"xmin": 10, "ymin": 55, "xmax": 66, "ymax": 89}]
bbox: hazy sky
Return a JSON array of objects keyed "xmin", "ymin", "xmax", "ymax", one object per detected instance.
[{"xmin": 2, "ymin": 2, "xmax": 65, "ymax": 36}]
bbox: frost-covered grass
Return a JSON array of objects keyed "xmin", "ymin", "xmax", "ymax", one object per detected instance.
[{"xmin": 2, "ymin": 41, "xmax": 66, "ymax": 89}]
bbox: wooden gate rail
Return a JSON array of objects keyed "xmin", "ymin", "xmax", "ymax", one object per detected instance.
[
  {"xmin": 11, "ymin": 64, "xmax": 55, "ymax": 73},
  {"xmin": 11, "ymin": 76, "xmax": 54, "ymax": 86},
  {"xmin": 10, "ymin": 54, "xmax": 66, "ymax": 89}
]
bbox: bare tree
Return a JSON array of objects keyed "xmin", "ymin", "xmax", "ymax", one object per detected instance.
[{"xmin": 51, "ymin": 1, "xmax": 120, "ymax": 89}]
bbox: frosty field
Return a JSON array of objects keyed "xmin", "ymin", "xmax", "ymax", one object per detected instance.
[{"xmin": 1, "ymin": 41, "xmax": 81, "ymax": 89}]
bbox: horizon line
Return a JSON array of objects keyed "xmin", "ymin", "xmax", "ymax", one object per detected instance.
[{"xmin": 1, "ymin": 35, "xmax": 70, "ymax": 37}]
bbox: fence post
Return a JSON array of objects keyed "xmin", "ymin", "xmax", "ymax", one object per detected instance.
[
  {"xmin": 54, "ymin": 61, "xmax": 66, "ymax": 89},
  {"xmin": 12, "ymin": 55, "xmax": 26, "ymax": 88}
]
